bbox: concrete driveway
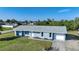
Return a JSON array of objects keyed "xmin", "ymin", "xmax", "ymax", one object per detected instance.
[
  {"xmin": 51, "ymin": 40, "xmax": 79, "ymax": 51},
  {"xmin": 52, "ymin": 40, "xmax": 66, "ymax": 51}
]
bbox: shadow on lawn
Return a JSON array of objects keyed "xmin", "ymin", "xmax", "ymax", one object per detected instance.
[
  {"xmin": 0, "ymin": 36, "xmax": 20, "ymax": 41},
  {"xmin": 66, "ymin": 34, "xmax": 79, "ymax": 40}
]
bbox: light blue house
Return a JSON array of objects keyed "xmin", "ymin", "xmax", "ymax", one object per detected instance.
[{"xmin": 13, "ymin": 25, "xmax": 67, "ymax": 41}]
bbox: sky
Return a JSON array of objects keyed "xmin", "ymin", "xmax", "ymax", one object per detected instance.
[{"xmin": 0, "ymin": 7, "xmax": 79, "ymax": 21}]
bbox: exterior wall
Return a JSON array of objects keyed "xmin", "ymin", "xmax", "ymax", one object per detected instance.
[
  {"xmin": 42, "ymin": 32, "xmax": 52, "ymax": 39},
  {"xmin": 15, "ymin": 31, "xmax": 66, "ymax": 40},
  {"xmin": 14, "ymin": 31, "xmax": 16, "ymax": 36},
  {"xmin": 16, "ymin": 32, "xmax": 32, "ymax": 37},
  {"xmin": 54, "ymin": 33, "xmax": 65, "ymax": 41},
  {"xmin": 15, "ymin": 31, "xmax": 32, "ymax": 36},
  {"xmin": 15, "ymin": 31, "xmax": 53, "ymax": 39},
  {"xmin": 31, "ymin": 32, "xmax": 41, "ymax": 38},
  {"xmin": 25, "ymin": 32, "xmax": 32, "ymax": 37},
  {"xmin": 30, "ymin": 32, "xmax": 53, "ymax": 39}
]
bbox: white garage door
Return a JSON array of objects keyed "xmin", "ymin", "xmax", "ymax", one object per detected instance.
[{"xmin": 55, "ymin": 34, "xmax": 65, "ymax": 41}]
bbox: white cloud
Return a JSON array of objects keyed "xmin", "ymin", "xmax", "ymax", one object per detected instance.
[{"xmin": 58, "ymin": 9, "xmax": 71, "ymax": 13}]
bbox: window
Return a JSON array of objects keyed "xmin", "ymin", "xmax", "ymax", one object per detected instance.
[
  {"xmin": 41, "ymin": 32, "xmax": 43, "ymax": 36},
  {"xmin": 25, "ymin": 31, "xmax": 29, "ymax": 34},
  {"xmin": 16, "ymin": 31, "xmax": 22, "ymax": 36},
  {"xmin": 19, "ymin": 32, "xmax": 22, "ymax": 36},
  {"xmin": 49, "ymin": 33, "xmax": 51, "ymax": 37}
]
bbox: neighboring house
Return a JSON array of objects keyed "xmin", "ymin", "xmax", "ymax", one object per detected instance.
[
  {"xmin": 0, "ymin": 22, "xmax": 5, "ymax": 26},
  {"xmin": 1, "ymin": 23, "xmax": 17, "ymax": 28},
  {"xmin": 13, "ymin": 25, "xmax": 67, "ymax": 41},
  {"xmin": 1, "ymin": 25, "xmax": 14, "ymax": 28}
]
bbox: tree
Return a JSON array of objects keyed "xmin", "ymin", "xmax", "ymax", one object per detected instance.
[
  {"xmin": 74, "ymin": 17, "xmax": 79, "ymax": 30},
  {"xmin": 6, "ymin": 19, "xmax": 11, "ymax": 23},
  {"xmin": 33, "ymin": 17, "xmax": 79, "ymax": 31},
  {"xmin": 25, "ymin": 20, "xmax": 28, "ymax": 24},
  {"xmin": 47, "ymin": 18, "xmax": 52, "ymax": 22},
  {"xmin": 11, "ymin": 19, "xmax": 17, "ymax": 23},
  {"xmin": 0, "ymin": 19, "xmax": 4, "ymax": 22}
]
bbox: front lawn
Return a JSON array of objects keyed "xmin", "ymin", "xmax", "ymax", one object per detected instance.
[
  {"xmin": 0, "ymin": 32, "xmax": 14, "ymax": 38},
  {"xmin": 0, "ymin": 32, "xmax": 52, "ymax": 51},
  {"xmin": 0, "ymin": 27, "xmax": 13, "ymax": 31}
]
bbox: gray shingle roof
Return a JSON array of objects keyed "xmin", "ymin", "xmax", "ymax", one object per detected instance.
[{"xmin": 13, "ymin": 25, "xmax": 67, "ymax": 34}]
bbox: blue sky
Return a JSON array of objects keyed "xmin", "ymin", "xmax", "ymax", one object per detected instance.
[{"xmin": 0, "ymin": 7, "xmax": 79, "ymax": 21}]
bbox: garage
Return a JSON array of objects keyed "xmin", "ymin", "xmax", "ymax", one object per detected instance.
[{"xmin": 55, "ymin": 34, "xmax": 66, "ymax": 41}]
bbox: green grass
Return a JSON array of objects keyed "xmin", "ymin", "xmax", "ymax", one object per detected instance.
[
  {"xmin": 0, "ymin": 27, "xmax": 13, "ymax": 31},
  {"xmin": 68, "ymin": 30, "xmax": 79, "ymax": 36},
  {"xmin": 0, "ymin": 32, "xmax": 14, "ymax": 38},
  {"xmin": 0, "ymin": 32, "xmax": 52, "ymax": 51}
]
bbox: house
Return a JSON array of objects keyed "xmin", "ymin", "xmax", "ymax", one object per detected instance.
[
  {"xmin": 13, "ymin": 25, "xmax": 67, "ymax": 41},
  {"xmin": 1, "ymin": 25, "xmax": 14, "ymax": 28},
  {"xmin": 1, "ymin": 23, "xmax": 17, "ymax": 28},
  {"xmin": 0, "ymin": 22, "xmax": 5, "ymax": 26}
]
